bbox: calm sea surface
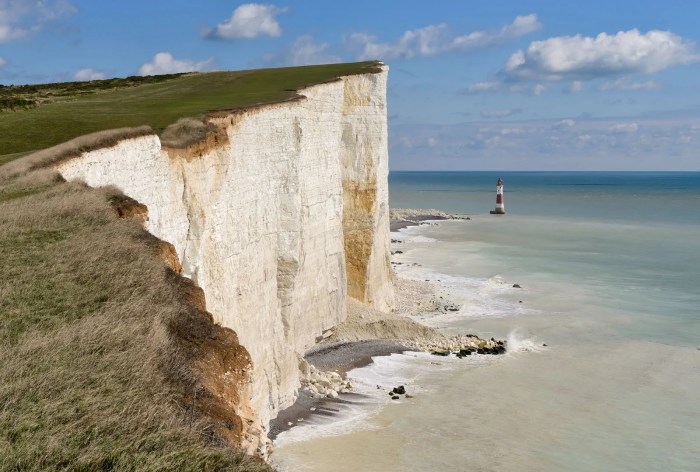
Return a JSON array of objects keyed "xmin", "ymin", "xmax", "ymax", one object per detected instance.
[{"xmin": 273, "ymin": 172, "xmax": 700, "ymax": 472}]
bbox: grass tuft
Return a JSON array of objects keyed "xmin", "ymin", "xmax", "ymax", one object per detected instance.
[{"xmin": 0, "ymin": 127, "xmax": 153, "ymax": 182}]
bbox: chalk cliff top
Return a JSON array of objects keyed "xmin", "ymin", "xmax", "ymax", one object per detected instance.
[{"xmin": 0, "ymin": 61, "xmax": 384, "ymax": 165}]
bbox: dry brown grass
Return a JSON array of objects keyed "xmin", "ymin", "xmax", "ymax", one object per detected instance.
[
  {"xmin": 160, "ymin": 117, "xmax": 216, "ymax": 149},
  {"xmin": 0, "ymin": 170, "xmax": 271, "ymax": 471},
  {"xmin": 0, "ymin": 126, "xmax": 153, "ymax": 183}
]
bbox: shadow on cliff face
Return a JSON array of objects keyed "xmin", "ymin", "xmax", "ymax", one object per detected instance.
[{"xmin": 0, "ymin": 166, "xmax": 270, "ymax": 471}]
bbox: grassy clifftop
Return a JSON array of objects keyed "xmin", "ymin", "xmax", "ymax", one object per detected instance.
[
  {"xmin": 0, "ymin": 62, "xmax": 385, "ymax": 471},
  {"xmin": 0, "ymin": 61, "xmax": 382, "ymax": 166}
]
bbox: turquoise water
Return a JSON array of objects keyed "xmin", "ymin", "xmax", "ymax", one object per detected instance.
[
  {"xmin": 389, "ymin": 172, "xmax": 700, "ymax": 345},
  {"xmin": 390, "ymin": 171, "xmax": 700, "ymax": 225},
  {"xmin": 273, "ymin": 172, "xmax": 700, "ymax": 472}
]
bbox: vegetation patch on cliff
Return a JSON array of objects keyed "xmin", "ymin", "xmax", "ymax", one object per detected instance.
[
  {"xmin": 0, "ymin": 61, "xmax": 382, "ymax": 163},
  {"xmin": 0, "ymin": 167, "xmax": 271, "ymax": 471}
]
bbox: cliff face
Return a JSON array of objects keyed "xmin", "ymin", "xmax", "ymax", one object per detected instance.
[{"xmin": 55, "ymin": 66, "xmax": 393, "ymax": 443}]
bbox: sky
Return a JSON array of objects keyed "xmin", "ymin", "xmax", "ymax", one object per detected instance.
[{"xmin": 1, "ymin": 0, "xmax": 699, "ymax": 170}]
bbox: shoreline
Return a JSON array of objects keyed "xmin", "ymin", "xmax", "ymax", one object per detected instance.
[
  {"xmin": 268, "ymin": 340, "xmax": 411, "ymax": 440},
  {"xmin": 305, "ymin": 339, "xmax": 412, "ymax": 376},
  {"xmin": 389, "ymin": 208, "xmax": 470, "ymax": 232},
  {"xmin": 270, "ymin": 209, "xmax": 500, "ymax": 443}
]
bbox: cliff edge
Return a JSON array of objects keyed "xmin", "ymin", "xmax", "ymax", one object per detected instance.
[{"xmin": 48, "ymin": 64, "xmax": 394, "ymax": 450}]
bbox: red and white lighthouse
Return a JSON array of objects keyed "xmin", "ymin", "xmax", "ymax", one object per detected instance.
[{"xmin": 490, "ymin": 177, "xmax": 505, "ymax": 214}]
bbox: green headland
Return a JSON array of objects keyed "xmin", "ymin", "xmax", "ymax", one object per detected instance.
[{"xmin": 0, "ymin": 61, "xmax": 382, "ymax": 166}]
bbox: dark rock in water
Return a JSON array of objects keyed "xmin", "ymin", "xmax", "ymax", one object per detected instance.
[
  {"xmin": 519, "ymin": 300, "xmax": 523, "ymax": 303},
  {"xmin": 493, "ymin": 345, "xmax": 506, "ymax": 355},
  {"xmin": 405, "ymin": 394, "xmax": 414, "ymax": 398},
  {"xmin": 497, "ymin": 340, "xmax": 504, "ymax": 346},
  {"xmin": 543, "ymin": 343, "xmax": 548, "ymax": 347},
  {"xmin": 458, "ymin": 349, "xmax": 473, "ymax": 356},
  {"xmin": 476, "ymin": 348, "xmax": 486, "ymax": 354},
  {"xmin": 513, "ymin": 284, "xmax": 522, "ymax": 288},
  {"xmin": 391, "ymin": 395, "xmax": 400, "ymax": 400},
  {"xmin": 393, "ymin": 385, "xmax": 406, "ymax": 395},
  {"xmin": 431, "ymin": 350, "xmax": 450, "ymax": 357},
  {"xmin": 491, "ymin": 337, "xmax": 495, "ymax": 341},
  {"xmin": 394, "ymin": 250, "xmax": 403, "ymax": 254}
]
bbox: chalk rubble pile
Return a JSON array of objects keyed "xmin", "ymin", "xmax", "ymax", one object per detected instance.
[
  {"xmin": 299, "ymin": 359, "xmax": 352, "ymax": 399},
  {"xmin": 411, "ymin": 334, "xmax": 507, "ymax": 356}
]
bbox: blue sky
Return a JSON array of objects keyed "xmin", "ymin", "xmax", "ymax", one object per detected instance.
[{"xmin": 1, "ymin": 0, "xmax": 699, "ymax": 170}]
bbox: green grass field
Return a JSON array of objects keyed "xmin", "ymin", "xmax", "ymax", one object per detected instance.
[{"xmin": 0, "ymin": 62, "xmax": 381, "ymax": 160}]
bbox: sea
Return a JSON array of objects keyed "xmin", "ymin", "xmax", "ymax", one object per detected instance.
[{"xmin": 272, "ymin": 172, "xmax": 700, "ymax": 472}]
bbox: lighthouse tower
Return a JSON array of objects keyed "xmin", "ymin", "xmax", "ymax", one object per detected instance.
[{"xmin": 490, "ymin": 177, "xmax": 505, "ymax": 214}]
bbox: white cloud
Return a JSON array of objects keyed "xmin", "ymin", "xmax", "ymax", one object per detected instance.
[
  {"xmin": 73, "ymin": 68, "xmax": 106, "ymax": 81},
  {"xmin": 554, "ymin": 119, "xmax": 576, "ymax": 128},
  {"xmin": 600, "ymin": 78, "xmax": 662, "ymax": 91},
  {"xmin": 610, "ymin": 123, "xmax": 639, "ymax": 133},
  {"xmin": 505, "ymin": 29, "xmax": 699, "ymax": 81},
  {"xmin": 532, "ymin": 83, "xmax": 546, "ymax": 96},
  {"xmin": 205, "ymin": 3, "xmax": 287, "ymax": 39},
  {"xmin": 480, "ymin": 108, "xmax": 522, "ymax": 119},
  {"xmin": 0, "ymin": 0, "xmax": 76, "ymax": 43},
  {"xmin": 138, "ymin": 52, "xmax": 214, "ymax": 76},
  {"xmin": 464, "ymin": 81, "xmax": 500, "ymax": 94},
  {"xmin": 390, "ymin": 117, "xmax": 700, "ymax": 170},
  {"xmin": 568, "ymin": 81, "xmax": 584, "ymax": 93},
  {"xmin": 351, "ymin": 14, "xmax": 540, "ymax": 60},
  {"xmin": 500, "ymin": 127, "xmax": 525, "ymax": 135},
  {"xmin": 265, "ymin": 35, "xmax": 340, "ymax": 66}
]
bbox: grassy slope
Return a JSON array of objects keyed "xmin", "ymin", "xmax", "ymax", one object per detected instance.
[
  {"xmin": 0, "ymin": 172, "xmax": 271, "ymax": 471},
  {"xmin": 0, "ymin": 62, "xmax": 381, "ymax": 159},
  {"xmin": 0, "ymin": 62, "xmax": 384, "ymax": 471}
]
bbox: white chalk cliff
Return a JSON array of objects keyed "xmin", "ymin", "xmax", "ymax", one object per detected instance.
[{"xmin": 55, "ymin": 65, "xmax": 394, "ymax": 447}]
